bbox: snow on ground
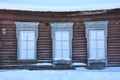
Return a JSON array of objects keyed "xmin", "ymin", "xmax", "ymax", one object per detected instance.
[{"xmin": 0, "ymin": 67, "xmax": 120, "ymax": 80}]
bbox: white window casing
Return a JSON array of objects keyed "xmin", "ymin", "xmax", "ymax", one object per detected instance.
[
  {"xmin": 84, "ymin": 21, "xmax": 108, "ymax": 66},
  {"xmin": 50, "ymin": 22, "xmax": 74, "ymax": 66},
  {"xmin": 16, "ymin": 22, "xmax": 39, "ymax": 61}
]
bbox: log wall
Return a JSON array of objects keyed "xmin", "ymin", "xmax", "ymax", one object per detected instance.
[{"xmin": 0, "ymin": 9, "xmax": 120, "ymax": 68}]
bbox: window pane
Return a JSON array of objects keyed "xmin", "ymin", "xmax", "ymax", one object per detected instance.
[
  {"xmin": 19, "ymin": 50, "xmax": 27, "ymax": 59},
  {"xmin": 55, "ymin": 31, "xmax": 62, "ymax": 40},
  {"xmin": 98, "ymin": 41, "xmax": 104, "ymax": 48},
  {"xmin": 20, "ymin": 41, "xmax": 27, "ymax": 50},
  {"xmin": 62, "ymin": 50, "xmax": 70, "ymax": 60},
  {"xmin": 89, "ymin": 30, "xmax": 97, "ymax": 59},
  {"xmin": 55, "ymin": 50, "xmax": 62, "ymax": 60},
  {"xmin": 90, "ymin": 41, "xmax": 96, "ymax": 49},
  {"xmin": 27, "ymin": 50, "xmax": 35, "ymax": 59},
  {"xmin": 89, "ymin": 30, "xmax": 105, "ymax": 59},
  {"xmin": 97, "ymin": 48, "xmax": 105, "ymax": 59},
  {"xmin": 89, "ymin": 48, "xmax": 97, "ymax": 59},
  {"xmin": 89, "ymin": 30, "xmax": 97, "ymax": 40},
  {"xmin": 62, "ymin": 31, "xmax": 69, "ymax": 40},
  {"xmin": 97, "ymin": 30, "xmax": 104, "ymax": 40},
  {"xmin": 63, "ymin": 41, "xmax": 69, "ymax": 49},
  {"xmin": 27, "ymin": 31, "xmax": 35, "ymax": 40},
  {"xmin": 20, "ymin": 31, "xmax": 27, "ymax": 40},
  {"xmin": 56, "ymin": 41, "xmax": 62, "ymax": 49},
  {"xmin": 54, "ymin": 30, "xmax": 71, "ymax": 60},
  {"xmin": 19, "ymin": 30, "xmax": 36, "ymax": 60},
  {"xmin": 28, "ymin": 41, "xmax": 35, "ymax": 49}
]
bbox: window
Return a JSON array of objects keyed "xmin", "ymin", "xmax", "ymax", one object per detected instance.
[
  {"xmin": 16, "ymin": 22, "xmax": 39, "ymax": 61},
  {"xmin": 19, "ymin": 31, "xmax": 35, "ymax": 60},
  {"xmin": 85, "ymin": 21, "xmax": 108, "ymax": 66},
  {"xmin": 51, "ymin": 22, "xmax": 73, "ymax": 64},
  {"xmin": 55, "ymin": 31, "xmax": 70, "ymax": 60},
  {"xmin": 89, "ymin": 30, "xmax": 105, "ymax": 59}
]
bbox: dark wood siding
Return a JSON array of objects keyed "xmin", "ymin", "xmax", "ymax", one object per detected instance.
[
  {"xmin": 72, "ymin": 22, "xmax": 87, "ymax": 63},
  {"xmin": 37, "ymin": 23, "xmax": 52, "ymax": 63},
  {"xmin": 0, "ymin": 9, "xmax": 120, "ymax": 68},
  {"xmin": 108, "ymin": 20, "xmax": 120, "ymax": 66},
  {"xmin": 0, "ymin": 21, "xmax": 17, "ymax": 65}
]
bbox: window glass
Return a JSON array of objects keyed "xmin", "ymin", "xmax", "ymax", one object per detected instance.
[
  {"xmin": 20, "ymin": 31, "xmax": 27, "ymax": 40},
  {"xmin": 19, "ymin": 31, "xmax": 36, "ymax": 60},
  {"xmin": 56, "ymin": 41, "xmax": 62, "ymax": 49},
  {"xmin": 20, "ymin": 41, "xmax": 27, "ymax": 50},
  {"xmin": 28, "ymin": 31, "xmax": 35, "ymax": 40},
  {"xmin": 63, "ymin": 50, "xmax": 70, "ymax": 59},
  {"xmin": 27, "ymin": 50, "xmax": 35, "ymax": 59},
  {"xmin": 20, "ymin": 50, "xmax": 27, "ymax": 59},
  {"xmin": 63, "ymin": 31, "xmax": 69, "ymax": 40},
  {"xmin": 28, "ymin": 41, "xmax": 35, "ymax": 50},
  {"xmin": 55, "ymin": 50, "xmax": 62, "ymax": 60},
  {"xmin": 55, "ymin": 31, "xmax": 70, "ymax": 60},
  {"xmin": 55, "ymin": 31, "xmax": 62, "ymax": 40},
  {"xmin": 89, "ymin": 30, "xmax": 105, "ymax": 59},
  {"xmin": 63, "ymin": 41, "xmax": 69, "ymax": 49}
]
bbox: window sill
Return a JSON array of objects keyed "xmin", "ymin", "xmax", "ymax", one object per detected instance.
[{"xmin": 17, "ymin": 60, "xmax": 36, "ymax": 62}]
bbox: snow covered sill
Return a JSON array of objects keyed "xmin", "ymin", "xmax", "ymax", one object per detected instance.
[
  {"xmin": 32, "ymin": 63, "xmax": 53, "ymax": 66},
  {"xmin": 72, "ymin": 63, "xmax": 87, "ymax": 66},
  {"xmin": 0, "ymin": 63, "xmax": 87, "ymax": 66},
  {"xmin": 0, "ymin": 63, "xmax": 53, "ymax": 66}
]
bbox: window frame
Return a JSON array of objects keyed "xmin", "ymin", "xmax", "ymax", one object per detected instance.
[
  {"xmin": 84, "ymin": 21, "xmax": 108, "ymax": 66},
  {"xmin": 16, "ymin": 22, "xmax": 39, "ymax": 61},
  {"xmin": 50, "ymin": 22, "xmax": 74, "ymax": 65},
  {"xmin": 54, "ymin": 31, "xmax": 70, "ymax": 60},
  {"xmin": 89, "ymin": 30, "xmax": 105, "ymax": 59}
]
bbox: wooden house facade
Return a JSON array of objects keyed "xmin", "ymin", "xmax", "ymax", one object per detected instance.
[{"xmin": 0, "ymin": 9, "xmax": 120, "ymax": 69}]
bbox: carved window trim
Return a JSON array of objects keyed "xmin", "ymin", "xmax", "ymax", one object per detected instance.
[
  {"xmin": 84, "ymin": 21, "xmax": 108, "ymax": 66},
  {"xmin": 16, "ymin": 22, "xmax": 39, "ymax": 61}
]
